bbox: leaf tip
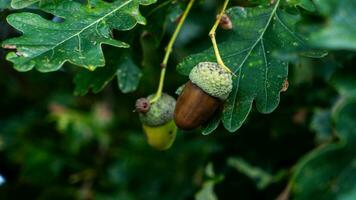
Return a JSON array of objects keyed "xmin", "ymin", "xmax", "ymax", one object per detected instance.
[{"xmin": 87, "ymin": 65, "xmax": 96, "ymax": 71}]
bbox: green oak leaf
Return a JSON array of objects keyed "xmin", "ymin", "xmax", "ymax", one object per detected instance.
[
  {"xmin": 310, "ymin": 108, "xmax": 333, "ymax": 144},
  {"xmin": 195, "ymin": 163, "xmax": 223, "ymax": 200},
  {"xmin": 332, "ymin": 97, "xmax": 356, "ymax": 142},
  {"xmin": 10, "ymin": 0, "xmax": 61, "ymax": 9},
  {"xmin": 74, "ymin": 51, "xmax": 141, "ymax": 95},
  {"xmin": 10, "ymin": 0, "xmax": 39, "ymax": 9},
  {"xmin": 202, "ymin": 112, "xmax": 221, "ymax": 135},
  {"xmin": 1, "ymin": 0, "xmax": 156, "ymax": 72},
  {"xmin": 286, "ymin": 0, "xmax": 316, "ymax": 12},
  {"xmin": 329, "ymin": 69, "xmax": 356, "ymax": 141},
  {"xmin": 291, "ymin": 73, "xmax": 356, "ymax": 199},
  {"xmin": 177, "ymin": 0, "xmax": 325, "ymax": 133},
  {"xmin": 116, "ymin": 55, "xmax": 142, "ymax": 93},
  {"xmin": 195, "ymin": 181, "xmax": 217, "ymax": 200},
  {"xmin": 74, "ymin": 63, "xmax": 118, "ymax": 96},
  {"xmin": 228, "ymin": 157, "xmax": 286, "ymax": 190},
  {"xmin": 0, "ymin": 0, "xmax": 11, "ymax": 9},
  {"xmin": 310, "ymin": 0, "xmax": 356, "ymax": 50},
  {"xmin": 291, "ymin": 98, "xmax": 356, "ymax": 200},
  {"xmin": 291, "ymin": 143, "xmax": 356, "ymax": 200}
]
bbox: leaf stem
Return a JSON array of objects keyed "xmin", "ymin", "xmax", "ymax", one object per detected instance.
[
  {"xmin": 150, "ymin": 0, "xmax": 195, "ymax": 103},
  {"xmin": 208, "ymin": 0, "xmax": 234, "ymax": 75},
  {"xmin": 87, "ymin": 0, "xmax": 91, "ymax": 8}
]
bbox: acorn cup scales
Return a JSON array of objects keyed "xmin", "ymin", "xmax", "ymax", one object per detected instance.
[{"xmin": 174, "ymin": 62, "xmax": 233, "ymax": 130}]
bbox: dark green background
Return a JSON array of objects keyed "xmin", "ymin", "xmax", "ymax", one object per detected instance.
[{"xmin": 0, "ymin": 0, "xmax": 355, "ymax": 199}]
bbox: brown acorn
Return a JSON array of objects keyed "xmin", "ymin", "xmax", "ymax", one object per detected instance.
[{"xmin": 174, "ymin": 62, "xmax": 233, "ymax": 130}]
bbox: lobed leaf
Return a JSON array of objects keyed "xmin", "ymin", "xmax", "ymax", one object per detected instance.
[
  {"xmin": 1, "ymin": 0, "xmax": 156, "ymax": 72},
  {"xmin": 74, "ymin": 51, "xmax": 141, "ymax": 95},
  {"xmin": 177, "ymin": 0, "xmax": 325, "ymax": 133}
]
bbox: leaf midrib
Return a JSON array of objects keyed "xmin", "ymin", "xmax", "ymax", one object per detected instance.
[
  {"xmin": 52, "ymin": 0, "xmax": 132, "ymax": 50},
  {"xmin": 233, "ymin": 0, "xmax": 280, "ymax": 73},
  {"xmin": 226, "ymin": 0, "xmax": 280, "ymax": 128}
]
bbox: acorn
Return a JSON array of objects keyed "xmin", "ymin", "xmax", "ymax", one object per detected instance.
[
  {"xmin": 174, "ymin": 62, "xmax": 233, "ymax": 130},
  {"xmin": 136, "ymin": 93, "xmax": 177, "ymax": 150}
]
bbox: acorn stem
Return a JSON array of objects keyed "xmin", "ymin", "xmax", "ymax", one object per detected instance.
[
  {"xmin": 86, "ymin": 0, "xmax": 91, "ymax": 8},
  {"xmin": 208, "ymin": 0, "xmax": 236, "ymax": 76},
  {"xmin": 151, "ymin": 0, "xmax": 196, "ymax": 104},
  {"xmin": 151, "ymin": 67, "xmax": 166, "ymax": 104}
]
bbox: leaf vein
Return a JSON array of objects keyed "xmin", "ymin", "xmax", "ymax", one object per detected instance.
[
  {"xmin": 18, "ymin": 0, "xmax": 133, "ymax": 65},
  {"xmin": 260, "ymin": 37, "xmax": 268, "ymax": 109},
  {"xmin": 275, "ymin": 12, "xmax": 305, "ymax": 45},
  {"xmin": 233, "ymin": 0, "xmax": 280, "ymax": 73}
]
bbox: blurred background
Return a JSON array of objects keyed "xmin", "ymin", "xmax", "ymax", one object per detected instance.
[{"xmin": 1, "ymin": 0, "xmax": 356, "ymax": 199}]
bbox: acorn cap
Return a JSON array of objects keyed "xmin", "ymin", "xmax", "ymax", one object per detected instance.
[
  {"xmin": 139, "ymin": 93, "xmax": 176, "ymax": 126},
  {"xmin": 189, "ymin": 62, "xmax": 233, "ymax": 100}
]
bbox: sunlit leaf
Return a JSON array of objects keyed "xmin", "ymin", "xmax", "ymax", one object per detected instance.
[
  {"xmin": 2, "ymin": 0, "xmax": 156, "ymax": 72},
  {"xmin": 10, "ymin": 0, "xmax": 39, "ymax": 9}
]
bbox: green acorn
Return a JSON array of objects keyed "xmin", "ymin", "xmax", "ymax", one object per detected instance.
[
  {"xmin": 174, "ymin": 62, "xmax": 233, "ymax": 130},
  {"xmin": 136, "ymin": 93, "xmax": 177, "ymax": 150}
]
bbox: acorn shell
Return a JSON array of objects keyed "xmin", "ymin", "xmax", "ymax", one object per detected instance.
[
  {"xmin": 143, "ymin": 120, "xmax": 177, "ymax": 150},
  {"xmin": 174, "ymin": 81, "xmax": 221, "ymax": 130}
]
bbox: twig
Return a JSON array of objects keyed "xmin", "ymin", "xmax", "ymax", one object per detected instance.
[
  {"xmin": 208, "ymin": 0, "xmax": 235, "ymax": 75},
  {"xmin": 150, "ymin": 0, "xmax": 195, "ymax": 103}
]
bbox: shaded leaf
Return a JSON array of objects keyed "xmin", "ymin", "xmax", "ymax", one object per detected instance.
[
  {"xmin": 116, "ymin": 53, "xmax": 142, "ymax": 93},
  {"xmin": 331, "ymin": 71, "xmax": 356, "ymax": 98},
  {"xmin": 202, "ymin": 111, "xmax": 221, "ymax": 135},
  {"xmin": 74, "ymin": 63, "xmax": 118, "ymax": 96},
  {"xmin": 310, "ymin": 109, "xmax": 333, "ymax": 144},
  {"xmin": 74, "ymin": 51, "xmax": 141, "ymax": 95},
  {"xmin": 195, "ymin": 181, "xmax": 217, "ymax": 200},
  {"xmin": 292, "ymin": 86, "xmax": 356, "ymax": 199},
  {"xmin": 310, "ymin": 0, "xmax": 356, "ymax": 50},
  {"xmin": 195, "ymin": 163, "xmax": 223, "ymax": 200},
  {"xmin": 0, "ymin": 0, "xmax": 11, "ymax": 9},
  {"xmin": 228, "ymin": 157, "xmax": 285, "ymax": 190},
  {"xmin": 291, "ymin": 143, "xmax": 356, "ymax": 200},
  {"xmin": 332, "ymin": 97, "xmax": 356, "ymax": 142},
  {"xmin": 140, "ymin": 1, "xmax": 182, "ymax": 68}
]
